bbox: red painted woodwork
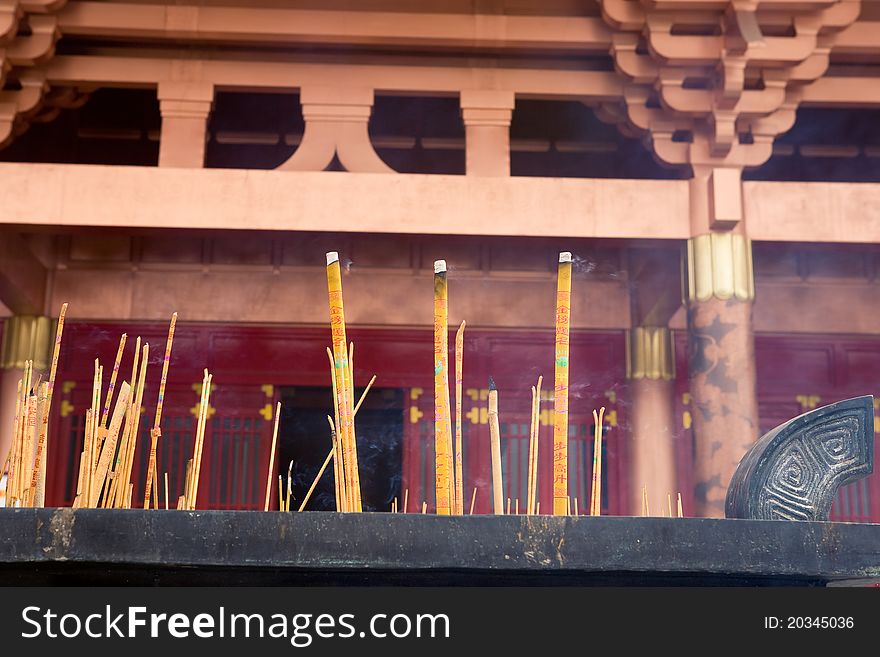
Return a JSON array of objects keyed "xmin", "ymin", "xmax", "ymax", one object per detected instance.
[
  {"xmin": 675, "ymin": 331, "xmax": 880, "ymax": 523},
  {"xmin": 45, "ymin": 322, "xmax": 627, "ymax": 513}
]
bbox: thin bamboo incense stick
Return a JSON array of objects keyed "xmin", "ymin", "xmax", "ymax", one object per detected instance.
[
  {"xmin": 352, "ymin": 375, "xmax": 377, "ymax": 417},
  {"xmin": 421, "ymin": 501, "xmax": 427, "ymax": 514},
  {"xmin": 326, "ymin": 252, "xmax": 360, "ymax": 512},
  {"xmin": 469, "ymin": 487, "xmax": 477, "ymax": 515},
  {"xmin": 667, "ymin": 493, "xmax": 673, "ymax": 518},
  {"xmin": 393, "ymin": 497, "xmax": 398, "ymax": 513},
  {"xmin": 403, "ymin": 488, "xmax": 409, "ymax": 513},
  {"xmin": 164, "ymin": 472, "xmax": 169, "ymax": 510},
  {"xmin": 102, "ymin": 333, "xmax": 127, "ymax": 427},
  {"xmin": 590, "ymin": 409, "xmax": 599, "ymax": 516},
  {"xmin": 594, "ymin": 407, "xmax": 605, "ymax": 516},
  {"xmin": 573, "ymin": 497, "xmax": 578, "ymax": 516},
  {"xmin": 488, "ymin": 377, "xmax": 503, "ymax": 515},
  {"xmin": 553, "ymin": 252, "xmax": 572, "ymax": 516},
  {"xmin": 278, "ymin": 475, "xmax": 284, "ymax": 512},
  {"xmin": 536, "ymin": 501, "xmax": 540, "ymax": 514},
  {"xmin": 144, "ymin": 313, "xmax": 177, "ymax": 509},
  {"xmin": 677, "ymin": 492, "xmax": 683, "ymax": 518},
  {"xmin": 91, "ymin": 381, "xmax": 131, "ymax": 505},
  {"xmin": 286, "ymin": 459, "xmax": 293, "ymax": 512},
  {"xmin": 454, "ymin": 320, "xmax": 466, "ymax": 515},
  {"xmin": 515, "ymin": 498, "xmax": 519, "ymax": 515},
  {"xmin": 189, "ymin": 370, "xmax": 211, "ymax": 510},
  {"xmin": 433, "ymin": 260, "xmax": 453, "ymax": 516},
  {"xmin": 326, "ymin": 348, "xmax": 346, "ymax": 512},
  {"xmin": 507, "ymin": 497, "xmax": 511, "ymax": 515},
  {"xmin": 299, "ymin": 429, "xmax": 336, "ymax": 513},
  {"xmin": 263, "ymin": 401, "xmax": 281, "ymax": 512}
]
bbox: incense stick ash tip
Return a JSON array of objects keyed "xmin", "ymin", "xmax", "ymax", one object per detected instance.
[
  {"xmin": 326, "ymin": 251, "xmax": 340, "ymax": 265},
  {"xmin": 559, "ymin": 252, "xmax": 572, "ymax": 263},
  {"xmin": 434, "ymin": 259, "xmax": 447, "ymax": 273}
]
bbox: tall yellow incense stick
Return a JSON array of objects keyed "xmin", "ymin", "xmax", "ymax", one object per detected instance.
[
  {"xmin": 488, "ymin": 377, "xmax": 503, "ymax": 514},
  {"xmin": 326, "ymin": 252, "xmax": 361, "ymax": 512},
  {"xmin": 433, "ymin": 260, "xmax": 453, "ymax": 515},
  {"xmin": 454, "ymin": 320, "xmax": 465, "ymax": 515},
  {"xmin": 326, "ymin": 348, "xmax": 346, "ymax": 512},
  {"xmin": 263, "ymin": 401, "xmax": 281, "ymax": 512},
  {"xmin": 553, "ymin": 252, "xmax": 572, "ymax": 515}
]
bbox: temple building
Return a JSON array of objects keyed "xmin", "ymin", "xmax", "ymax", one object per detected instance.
[{"xmin": 1, "ymin": 0, "xmax": 879, "ymax": 519}]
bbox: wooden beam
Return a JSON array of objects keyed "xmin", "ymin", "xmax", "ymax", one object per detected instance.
[
  {"xmin": 0, "ymin": 231, "xmax": 47, "ymax": 315},
  {"xmin": 56, "ymin": 2, "xmax": 613, "ymax": 53}
]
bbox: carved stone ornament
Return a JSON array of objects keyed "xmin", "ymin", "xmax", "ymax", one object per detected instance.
[{"xmin": 726, "ymin": 395, "xmax": 874, "ymax": 521}]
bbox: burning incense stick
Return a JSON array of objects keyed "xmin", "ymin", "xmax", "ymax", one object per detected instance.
[
  {"xmin": 553, "ymin": 252, "xmax": 572, "ymax": 515},
  {"xmin": 263, "ymin": 401, "xmax": 281, "ymax": 512},
  {"xmin": 454, "ymin": 320, "xmax": 466, "ymax": 515},
  {"xmin": 488, "ymin": 377, "xmax": 503, "ymax": 515},
  {"xmin": 326, "ymin": 252, "xmax": 360, "ymax": 512},
  {"xmin": 433, "ymin": 260, "xmax": 453, "ymax": 515}
]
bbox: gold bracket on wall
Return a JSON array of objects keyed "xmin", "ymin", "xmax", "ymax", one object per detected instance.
[
  {"xmin": 0, "ymin": 315, "xmax": 54, "ymax": 371},
  {"xmin": 685, "ymin": 232, "xmax": 755, "ymax": 303},
  {"xmin": 626, "ymin": 326, "xmax": 675, "ymax": 381}
]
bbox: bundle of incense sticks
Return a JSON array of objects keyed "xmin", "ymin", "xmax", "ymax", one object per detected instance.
[
  {"xmin": 1, "ymin": 303, "xmax": 67, "ymax": 508},
  {"xmin": 553, "ymin": 252, "xmax": 572, "ymax": 515},
  {"xmin": 326, "ymin": 251, "xmax": 362, "ymax": 512},
  {"xmin": 181, "ymin": 368, "xmax": 212, "ymax": 510}
]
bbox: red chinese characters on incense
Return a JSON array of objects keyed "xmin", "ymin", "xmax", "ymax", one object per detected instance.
[{"xmin": 553, "ymin": 252, "xmax": 572, "ymax": 515}]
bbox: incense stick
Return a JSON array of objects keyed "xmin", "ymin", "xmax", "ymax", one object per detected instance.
[
  {"xmin": 28, "ymin": 303, "xmax": 68, "ymax": 508},
  {"xmin": 469, "ymin": 487, "xmax": 477, "ymax": 515},
  {"xmin": 433, "ymin": 260, "xmax": 453, "ymax": 515},
  {"xmin": 352, "ymin": 375, "xmax": 377, "ymax": 417},
  {"xmin": 164, "ymin": 471, "xmax": 169, "ymax": 510},
  {"xmin": 263, "ymin": 401, "xmax": 281, "ymax": 512},
  {"xmin": 403, "ymin": 488, "xmax": 409, "ymax": 513},
  {"xmin": 677, "ymin": 492, "xmax": 683, "ymax": 518},
  {"xmin": 326, "ymin": 252, "xmax": 360, "ymax": 512},
  {"xmin": 667, "ymin": 493, "xmax": 673, "ymax": 518},
  {"xmin": 101, "ymin": 333, "xmax": 127, "ymax": 428},
  {"xmin": 298, "ymin": 426, "xmax": 336, "ymax": 513},
  {"xmin": 454, "ymin": 320, "xmax": 465, "ymax": 515},
  {"xmin": 286, "ymin": 460, "xmax": 293, "ymax": 512},
  {"xmin": 488, "ymin": 377, "xmax": 503, "ymax": 515},
  {"xmin": 326, "ymin": 348, "xmax": 346, "ymax": 512},
  {"xmin": 144, "ymin": 313, "xmax": 177, "ymax": 509},
  {"xmin": 553, "ymin": 252, "xmax": 572, "ymax": 515}
]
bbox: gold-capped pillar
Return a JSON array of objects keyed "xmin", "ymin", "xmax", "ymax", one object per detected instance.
[
  {"xmin": 0, "ymin": 315, "xmax": 53, "ymax": 462},
  {"xmin": 626, "ymin": 326, "xmax": 677, "ymax": 516},
  {"xmin": 686, "ymin": 230, "xmax": 758, "ymax": 518}
]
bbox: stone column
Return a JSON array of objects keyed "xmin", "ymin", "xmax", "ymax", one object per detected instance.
[
  {"xmin": 0, "ymin": 315, "xmax": 52, "ymax": 462},
  {"xmin": 686, "ymin": 231, "xmax": 758, "ymax": 517},
  {"xmin": 157, "ymin": 81, "xmax": 214, "ymax": 168},
  {"xmin": 627, "ymin": 326, "xmax": 677, "ymax": 516},
  {"xmin": 460, "ymin": 90, "xmax": 514, "ymax": 176}
]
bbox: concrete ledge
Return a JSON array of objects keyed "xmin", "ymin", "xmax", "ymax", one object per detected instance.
[
  {"xmin": 1, "ymin": 509, "xmax": 879, "ymax": 585},
  {"xmin": 0, "ymin": 163, "xmax": 689, "ymax": 239}
]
